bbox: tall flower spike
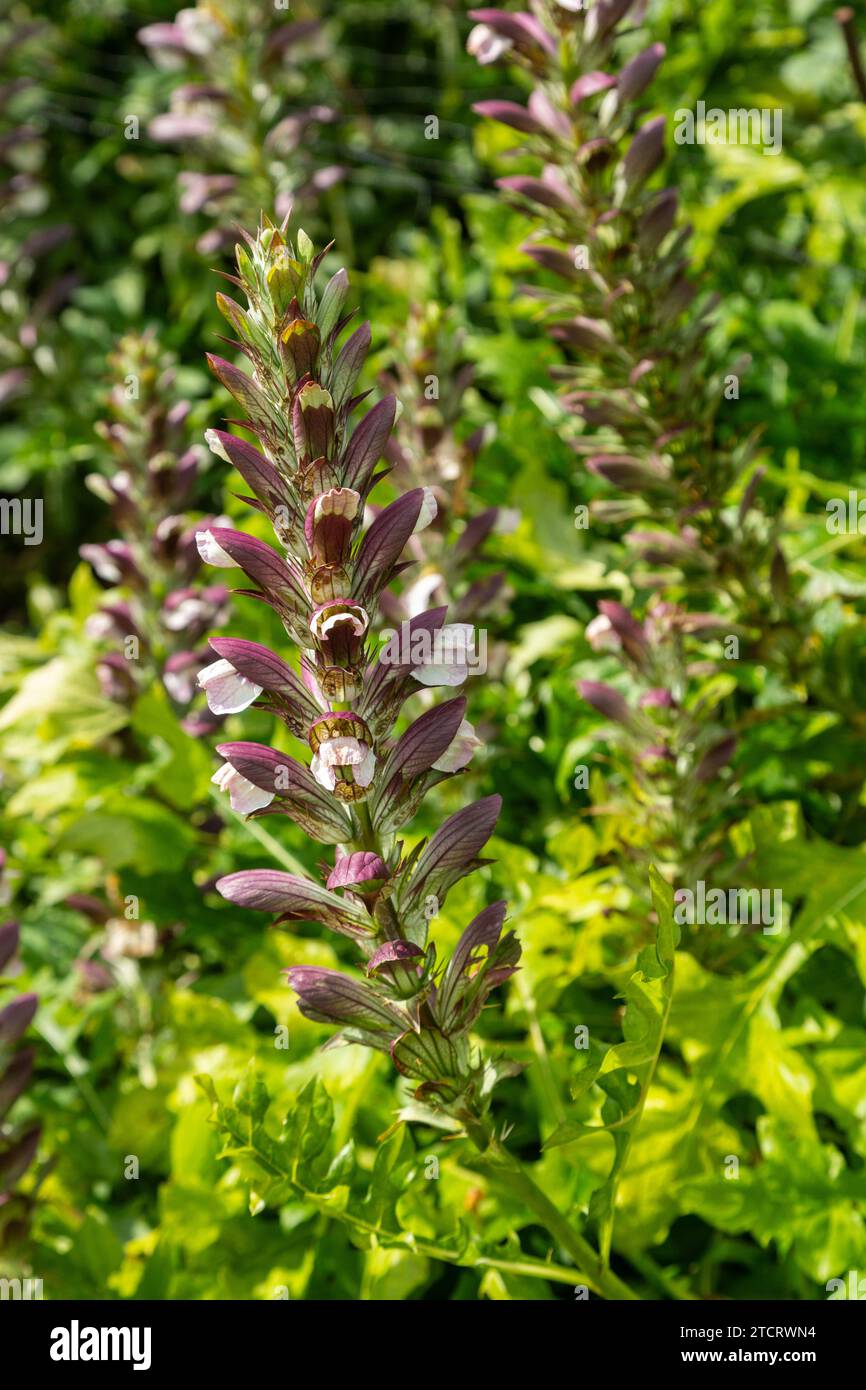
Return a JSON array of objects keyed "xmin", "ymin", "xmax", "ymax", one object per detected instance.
[
  {"xmin": 468, "ymin": 3, "xmax": 818, "ymax": 691},
  {"xmin": 469, "ymin": 4, "xmax": 845, "ymax": 896},
  {"xmin": 139, "ymin": 5, "xmax": 345, "ymax": 256},
  {"xmin": 378, "ymin": 302, "xmax": 514, "ymax": 627},
  {"xmin": 82, "ymin": 331, "xmax": 230, "ymax": 735},
  {"xmin": 204, "ymin": 217, "xmax": 520, "ymax": 1130},
  {"xmin": 0, "ymin": 12, "xmax": 79, "ymax": 480}
]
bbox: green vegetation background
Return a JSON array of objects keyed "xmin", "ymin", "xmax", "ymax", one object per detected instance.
[{"xmin": 2, "ymin": 0, "xmax": 866, "ymax": 1300}]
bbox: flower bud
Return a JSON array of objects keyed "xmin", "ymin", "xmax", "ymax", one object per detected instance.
[
  {"xmin": 620, "ymin": 116, "xmax": 666, "ymax": 193},
  {"xmin": 578, "ymin": 680, "xmax": 632, "ymax": 724},
  {"xmin": 280, "ymin": 317, "xmax": 321, "ymax": 384},
  {"xmin": 617, "ymin": 43, "xmax": 665, "ymax": 104}
]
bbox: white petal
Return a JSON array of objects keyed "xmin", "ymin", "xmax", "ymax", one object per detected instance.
[
  {"xmin": 432, "ymin": 719, "xmax": 482, "ymax": 773},
  {"xmin": 211, "ymin": 763, "xmax": 274, "ymax": 814},
  {"xmin": 197, "ymin": 658, "xmax": 262, "ymax": 715},
  {"xmin": 318, "ymin": 736, "xmax": 363, "ymax": 769},
  {"xmin": 440, "ymin": 622, "xmax": 475, "ymax": 650},
  {"xmin": 92, "ymin": 556, "xmax": 122, "ymax": 583},
  {"xmin": 467, "ymin": 24, "xmax": 511, "ymax": 64},
  {"xmin": 164, "ymin": 670, "xmax": 194, "ymax": 703},
  {"xmin": 412, "ymin": 487, "xmax": 438, "ymax": 534},
  {"xmin": 86, "ymin": 612, "xmax": 115, "ymax": 639},
  {"xmin": 403, "ymin": 572, "xmax": 445, "ymax": 618},
  {"xmin": 230, "ymin": 777, "xmax": 274, "ymax": 815},
  {"xmin": 585, "ymin": 615, "xmax": 617, "ymax": 652},
  {"xmin": 196, "ymin": 529, "xmax": 237, "ymax": 568},
  {"xmin": 205, "ymin": 429, "xmax": 229, "ymax": 463},
  {"xmin": 354, "ymin": 746, "xmax": 376, "ymax": 787},
  {"xmin": 413, "ymin": 623, "xmax": 476, "ymax": 685},
  {"xmin": 211, "ymin": 763, "xmax": 233, "ymax": 792},
  {"xmin": 163, "ymin": 597, "xmax": 207, "ymax": 631},
  {"xmin": 310, "ymin": 752, "xmax": 336, "ymax": 790},
  {"xmin": 414, "ymin": 662, "xmax": 468, "ymax": 688},
  {"xmin": 316, "ymin": 487, "xmax": 360, "ymax": 522},
  {"xmin": 318, "ymin": 607, "xmax": 368, "ymax": 638},
  {"xmin": 112, "ymin": 470, "xmax": 133, "ymax": 496}
]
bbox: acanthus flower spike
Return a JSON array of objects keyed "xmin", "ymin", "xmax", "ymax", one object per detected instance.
[
  {"xmin": 82, "ymin": 332, "xmax": 230, "ymax": 735},
  {"xmin": 200, "ymin": 216, "xmax": 520, "ymax": 1127},
  {"xmin": 468, "ymin": 1, "xmax": 841, "ymax": 891},
  {"xmin": 138, "ymin": 5, "xmax": 346, "ymax": 255}
]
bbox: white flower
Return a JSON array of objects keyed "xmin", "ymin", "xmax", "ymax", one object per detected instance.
[
  {"xmin": 311, "ymin": 738, "xmax": 376, "ymax": 791},
  {"xmin": 413, "ymin": 623, "xmax": 477, "ymax": 687},
  {"xmin": 315, "ymin": 487, "xmax": 360, "ymax": 522},
  {"xmin": 163, "ymin": 596, "xmax": 210, "ymax": 631},
  {"xmin": 88, "ymin": 551, "xmax": 123, "ymax": 583},
  {"xmin": 432, "ymin": 719, "xmax": 483, "ymax": 773},
  {"xmin": 585, "ymin": 615, "xmax": 618, "ymax": 652},
  {"xmin": 467, "ymin": 23, "xmax": 512, "ymax": 64},
  {"xmin": 197, "ymin": 658, "xmax": 262, "ymax": 714},
  {"xmin": 310, "ymin": 604, "xmax": 369, "ymax": 640},
  {"xmin": 412, "ymin": 488, "xmax": 438, "ymax": 534},
  {"xmin": 195, "ymin": 529, "xmax": 237, "ymax": 568},
  {"xmin": 402, "ymin": 572, "xmax": 446, "ymax": 618},
  {"xmin": 85, "ymin": 611, "xmax": 116, "ymax": 639},
  {"xmin": 211, "ymin": 762, "xmax": 274, "ymax": 814},
  {"xmin": 163, "ymin": 667, "xmax": 196, "ymax": 704},
  {"xmin": 102, "ymin": 917, "xmax": 158, "ymax": 962},
  {"xmin": 176, "ymin": 6, "xmax": 221, "ymax": 55}
]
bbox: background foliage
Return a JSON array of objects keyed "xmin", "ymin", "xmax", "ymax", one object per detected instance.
[{"xmin": 2, "ymin": 0, "xmax": 865, "ymax": 1300}]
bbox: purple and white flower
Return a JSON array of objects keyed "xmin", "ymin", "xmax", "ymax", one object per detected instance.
[{"xmin": 197, "ymin": 657, "xmax": 262, "ymax": 715}]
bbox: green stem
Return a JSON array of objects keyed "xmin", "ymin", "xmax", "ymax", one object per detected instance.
[
  {"xmin": 624, "ymin": 1247, "xmax": 697, "ymax": 1301},
  {"xmin": 474, "ymin": 1139, "xmax": 640, "ymax": 1300},
  {"xmin": 221, "ymin": 1106, "xmax": 593, "ymax": 1289},
  {"xmin": 516, "ymin": 971, "xmax": 567, "ymax": 1130},
  {"xmin": 353, "ymin": 798, "xmax": 378, "ymax": 854}
]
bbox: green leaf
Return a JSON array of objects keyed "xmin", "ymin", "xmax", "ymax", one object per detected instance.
[
  {"xmin": 233, "ymin": 1063, "xmax": 270, "ymax": 1129},
  {"xmin": 283, "ymin": 1078, "xmax": 334, "ymax": 1164},
  {"xmin": 545, "ymin": 865, "xmax": 677, "ymax": 1267},
  {"xmin": 678, "ymin": 1117, "xmax": 866, "ymax": 1283}
]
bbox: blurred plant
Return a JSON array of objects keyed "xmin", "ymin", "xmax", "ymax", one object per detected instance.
[
  {"xmin": 81, "ymin": 331, "xmax": 231, "ymax": 735},
  {"xmin": 0, "ymin": 851, "xmax": 40, "ymax": 1250},
  {"xmin": 836, "ymin": 6, "xmax": 866, "ymax": 102},
  {"xmin": 468, "ymin": 2, "xmax": 860, "ymax": 882},
  {"xmin": 579, "ymin": 597, "xmax": 738, "ymax": 891},
  {"xmin": 0, "ymin": 15, "xmax": 78, "ymax": 411},
  {"xmin": 138, "ymin": 3, "xmax": 346, "ymax": 258},
  {"xmin": 378, "ymin": 301, "xmax": 514, "ymax": 627},
  {"xmin": 468, "ymin": 4, "xmax": 793, "ymax": 655}
]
